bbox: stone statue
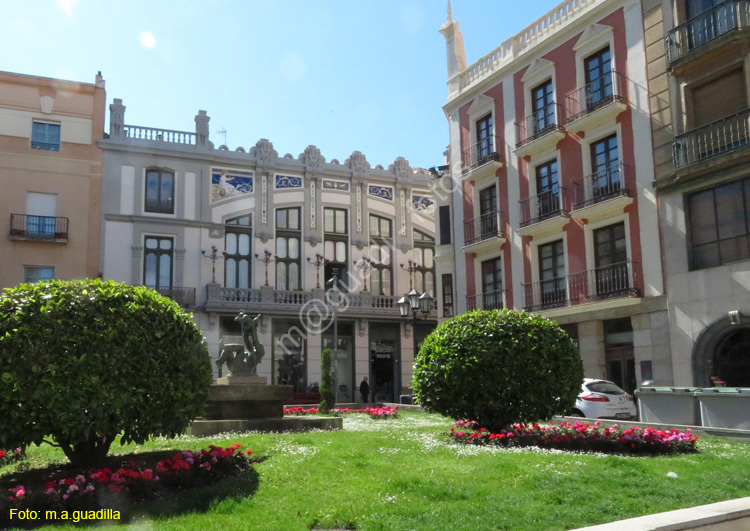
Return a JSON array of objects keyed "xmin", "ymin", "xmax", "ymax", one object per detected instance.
[{"xmin": 216, "ymin": 311, "xmax": 265, "ymax": 377}]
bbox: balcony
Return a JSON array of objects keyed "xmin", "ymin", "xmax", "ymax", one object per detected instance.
[
  {"xmin": 523, "ymin": 261, "xmax": 640, "ymax": 312},
  {"xmin": 461, "ymin": 134, "xmax": 503, "ymax": 182},
  {"xmin": 518, "ymin": 188, "xmax": 570, "ymax": 237},
  {"xmin": 565, "ymin": 71, "xmax": 628, "ymax": 134},
  {"xmin": 571, "ymin": 163, "xmax": 633, "ymax": 222},
  {"xmin": 673, "ymin": 109, "xmax": 750, "ymax": 169},
  {"xmin": 666, "ymin": 0, "xmax": 750, "ymax": 67},
  {"xmin": 514, "ymin": 103, "xmax": 566, "ymax": 157},
  {"xmin": 152, "ymin": 287, "xmax": 196, "ymax": 308},
  {"xmin": 9, "ymin": 214, "xmax": 69, "ymax": 242},
  {"xmin": 204, "ymin": 284, "xmax": 413, "ymax": 319},
  {"xmin": 144, "ymin": 199, "xmax": 175, "ymax": 215},
  {"xmin": 463, "ymin": 210, "xmax": 505, "ymax": 253},
  {"xmin": 466, "ymin": 290, "xmax": 506, "ymax": 311}
]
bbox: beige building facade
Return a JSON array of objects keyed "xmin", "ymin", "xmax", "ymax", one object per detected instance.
[
  {"xmin": 643, "ymin": 0, "xmax": 750, "ymax": 386},
  {"xmin": 0, "ymin": 71, "xmax": 105, "ymax": 289}
]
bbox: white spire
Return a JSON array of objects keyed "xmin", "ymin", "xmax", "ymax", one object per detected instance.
[{"xmin": 447, "ymin": 0, "xmax": 453, "ymax": 22}]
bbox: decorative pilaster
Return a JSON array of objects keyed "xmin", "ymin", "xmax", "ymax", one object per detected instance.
[
  {"xmin": 356, "ymin": 184, "xmax": 363, "ymax": 233},
  {"xmin": 310, "ymin": 178, "xmax": 317, "ymax": 228},
  {"xmin": 194, "ymin": 110, "xmax": 210, "ymax": 148},
  {"xmin": 261, "ymin": 173, "xmax": 268, "ymax": 225}
]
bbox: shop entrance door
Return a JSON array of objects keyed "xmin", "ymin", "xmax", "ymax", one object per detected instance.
[{"xmin": 370, "ymin": 338, "xmax": 395, "ymax": 402}]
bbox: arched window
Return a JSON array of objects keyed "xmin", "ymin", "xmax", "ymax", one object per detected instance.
[
  {"xmin": 714, "ymin": 328, "xmax": 750, "ymax": 387},
  {"xmin": 224, "ymin": 215, "xmax": 252, "ymax": 288}
]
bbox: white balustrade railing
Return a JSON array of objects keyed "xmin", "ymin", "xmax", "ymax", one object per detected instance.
[{"xmin": 124, "ymin": 125, "xmax": 196, "ymax": 145}]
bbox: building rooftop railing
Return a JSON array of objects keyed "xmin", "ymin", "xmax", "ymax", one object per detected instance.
[
  {"xmin": 124, "ymin": 125, "xmax": 196, "ymax": 145},
  {"xmin": 456, "ymin": 0, "xmax": 606, "ymax": 95}
]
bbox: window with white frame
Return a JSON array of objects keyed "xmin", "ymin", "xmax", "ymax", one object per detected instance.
[{"xmin": 276, "ymin": 207, "xmax": 301, "ymax": 290}]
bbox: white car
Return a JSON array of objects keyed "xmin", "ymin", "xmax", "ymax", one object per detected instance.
[{"xmin": 570, "ymin": 379, "xmax": 636, "ymax": 420}]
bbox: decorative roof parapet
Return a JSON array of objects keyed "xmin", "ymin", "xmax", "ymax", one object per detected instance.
[
  {"xmin": 346, "ymin": 151, "xmax": 371, "ymax": 181},
  {"xmin": 452, "ymin": 0, "xmax": 605, "ymax": 99},
  {"xmin": 250, "ymin": 138, "xmax": 278, "ymax": 173}
]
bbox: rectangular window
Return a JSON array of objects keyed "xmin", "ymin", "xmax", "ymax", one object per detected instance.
[
  {"xmin": 324, "ymin": 208, "xmax": 348, "ymax": 287},
  {"xmin": 276, "ymin": 207, "xmax": 301, "ymax": 290},
  {"xmin": 538, "ymin": 240, "xmax": 566, "ymax": 307},
  {"xmin": 476, "ymin": 114, "xmax": 494, "ymax": 161},
  {"xmin": 531, "ymin": 79, "xmax": 555, "ymax": 135},
  {"xmin": 24, "ymin": 266, "xmax": 54, "ymax": 283},
  {"xmin": 26, "ymin": 192, "xmax": 58, "ymax": 237},
  {"xmin": 590, "ymin": 134, "xmax": 621, "ymax": 200},
  {"xmin": 414, "ymin": 229, "xmax": 435, "ymax": 297},
  {"xmin": 439, "ymin": 205, "xmax": 452, "ymax": 245},
  {"xmin": 481, "ymin": 257, "xmax": 503, "ymax": 310},
  {"xmin": 442, "ymin": 274, "xmax": 453, "ymax": 317},
  {"xmin": 688, "ymin": 177, "xmax": 750, "ymax": 269},
  {"xmin": 691, "ymin": 69, "xmax": 747, "ymax": 129},
  {"xmin": 593, "ymin": 222, "xmax": 629, "ymax": 296},
  {"xmin": 478, "ymin": 185, "xmax": 498, "ymax": 239},
  {"xmin": 145, "ymin": 169, "xmax": 175, "ymax": 214},
  {"xmin": 535, "ymin": 160, "xmax": 560, "ymax": 219},
  {"xmin": 31, "ymin": 122, "xmax": 60, "ymax": 151},
  {"xmin": 225, "ymin": 215, "xmax": 252, "ymax": 288},
  {"xmin": 370, "ymin": 215, "xmax": 393, "ymax": 296},
  {"xmin": 584, "ymin": 47, "xmax": 613, "ymax": 110},
  {"xmin": 144, "ymin": 236, "xmax": 174, "ymax": 290}
]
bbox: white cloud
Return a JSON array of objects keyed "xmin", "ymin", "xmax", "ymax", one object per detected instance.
[
  {"xmin": 140, "ymin": 32, "xmax": 156, "ymax": 49},
  {"xmin": 280, "ymin": 52, "xmax": 306, "ymax": 83},
  {"xmin": 56, "ymin": 0, "xmax": 80, "ymax": 16}
]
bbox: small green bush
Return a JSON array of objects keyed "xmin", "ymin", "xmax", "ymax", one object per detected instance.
[
  {"xmin": 0, "ymin": 279, "xmax": 212, "ymax": 467},
  {"xmin": 412, "ymin": 309, "xmax": 583, "ymax": 431},
  {"xmin": 319, "ymin": 348, "xmax": 335, "ymax": 411}
]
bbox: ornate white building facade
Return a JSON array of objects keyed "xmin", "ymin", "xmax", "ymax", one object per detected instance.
[{"xmin": 99, "ymin": 100, "xmax": 437, "ymax": 402}]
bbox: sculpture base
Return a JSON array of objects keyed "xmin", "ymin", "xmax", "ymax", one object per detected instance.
[
  {"xmin": 217, "ymin": 375, "xmax": 267, "ymax": 385},
  {"xmin": 203, "ymin": 383, "xmax": 293, "ymax": 420}
]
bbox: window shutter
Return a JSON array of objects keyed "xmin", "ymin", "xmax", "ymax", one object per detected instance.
[{"xmin": 692, "ymin": 69, "xmax": 747, "ymax": 128}]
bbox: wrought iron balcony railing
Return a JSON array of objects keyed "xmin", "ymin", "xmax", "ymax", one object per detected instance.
[
  {"xmin": 464, "ymin": 210, "xmax": 503, "ymax": 246},
  {"xmin": 515, "ymin": 103, "xmax": 564, "ymax": 148},
  {"xmin": 523, "ymin": 261, "xmax": 639, "ymax": 311},
  {"xmin": 461, "ymin": 134, "xmax": 501, "ymax": 174},
  {"xmin": 565, "ymin": 71, "xmax": 627, "ymax": 123},
  {"xmin": 10, "ymin": 214, "xmax": 69, "ymax": 241},
  {"xmin": 673, "ymin": 108, "xmax": 750, "ymax": 168},
  {"xmin": 572, "ymin": 163, "xmax": 631, "ymax": 210},
  {"xmin": 151, "ymin": 287, "xmax": 196, "ymax": 308},
  {"xmin": 144, "ymin": 199, "xmax": 175, "ymax": 214},
  {"xmin": 466, "ymin": 289, "xmax": 506, "ymax": 311},
  {"xmin": 519, "ymin": 188, "xmax": 567, "ymax": 227},
  {"xmin": 666, "ymin": 0, "xmax": 750, "ymax": 64}
]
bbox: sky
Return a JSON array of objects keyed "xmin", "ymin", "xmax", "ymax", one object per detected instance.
[{"xmin": 2, "ymin": 0, "xmax": 561, "ymax": 170}]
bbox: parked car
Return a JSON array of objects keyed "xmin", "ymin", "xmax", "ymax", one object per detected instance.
[{"xmin": 569, "ymin": 379, "xmax": 636, "ymax": 420}]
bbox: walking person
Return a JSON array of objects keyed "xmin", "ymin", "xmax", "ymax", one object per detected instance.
[{"xmin": 359, "ymin": 375, "xmax": 370, "ymax": 404}]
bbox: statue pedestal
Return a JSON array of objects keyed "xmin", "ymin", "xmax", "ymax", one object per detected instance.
[
  {"xmin": 216, "ymin": 375, "xmax": 267, "ymax": 386},
  {"xmin": 203, "ymin": 383, "xmax": 293, "ymax": 420}
]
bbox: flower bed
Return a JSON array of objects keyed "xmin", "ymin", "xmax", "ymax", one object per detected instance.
[
  {"xmin": 0, "ymin": 448, "xmax": 25, "ymax": 468},
  {"xmin": 2, "ymin": 443, "xmax": 254, "ymax": 514},
  {"xmin": 449, "ymin": 420, "xmax": 699, "ymax": 455},
  {"xmin": 284, "ymin": 405, "xmax": 399, "ymax": 419}
]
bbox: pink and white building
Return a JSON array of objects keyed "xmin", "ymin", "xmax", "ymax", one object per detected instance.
[{"xmin": 435, "ymin": 0, "xmax": 668, "ymax": 392}]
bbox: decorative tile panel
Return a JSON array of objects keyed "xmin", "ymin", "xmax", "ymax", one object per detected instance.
[
  {"xmin": 400, "ymin": 189, "xmax": 407, "ymax": 236},
  {"xmin": 210, "ymin": 169, "xmax": 253, "ymax": 202},
  {"xmin": 275, "ymin": 174, "xmax": 303, "ymax": 189},
  {"xmin": 412, "ymin": 194, "xmax": 436, "ymax": 218},
  {"xmin": 323, "ymin": 179, "xmax": 350, "ymax": 191},
  {"xmin": 368, "ymin": 184, "xmax": 394, "ymax": 201},
  {"xmin": 310, "ymin": 179, "xmax": 316, "ymax": 228}
]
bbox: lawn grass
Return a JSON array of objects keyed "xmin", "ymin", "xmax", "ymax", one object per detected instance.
[{"xmin": 2, "ymin": 411, "xmax": 750, "ymax": 530}]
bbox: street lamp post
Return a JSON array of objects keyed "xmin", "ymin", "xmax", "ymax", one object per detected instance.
[
  {"xmin": 201, "ymin": 245, "xmax": 223, "ymax": 284},
  {"xmin": 254, "ymin": 249, "xmax": 275, "ymax": 287},
  {"xmin": 306, "ymin": 252, "xmax": 325, "ymax": 289},
  {"xmin": 397, "ymin": 288, "xmax": 433, "ymax": 403}
]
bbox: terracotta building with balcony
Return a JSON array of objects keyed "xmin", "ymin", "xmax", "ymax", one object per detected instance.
[
  {"xmin": 435, "ymin": 0, "xmax": 665, "ymax": 393},
  {"xmin": 0, "ymin": 71, "xmax": 106, "ymax": 289},
  {"xmin": 98, "ymin": 101, "xmax": 437, "ymax": 402},
  {"xmin": 643, "ymin": 0, "xmax": 750, "ymax": 386}
]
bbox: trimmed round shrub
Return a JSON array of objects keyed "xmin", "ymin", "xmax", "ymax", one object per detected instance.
[
  {"xmin": 0, "ymin": 279, "xmax": 212, "ymax": 467},
  {"xmin": 412, "ymin": 309, "xmax": 583, "ymax": 431}
]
